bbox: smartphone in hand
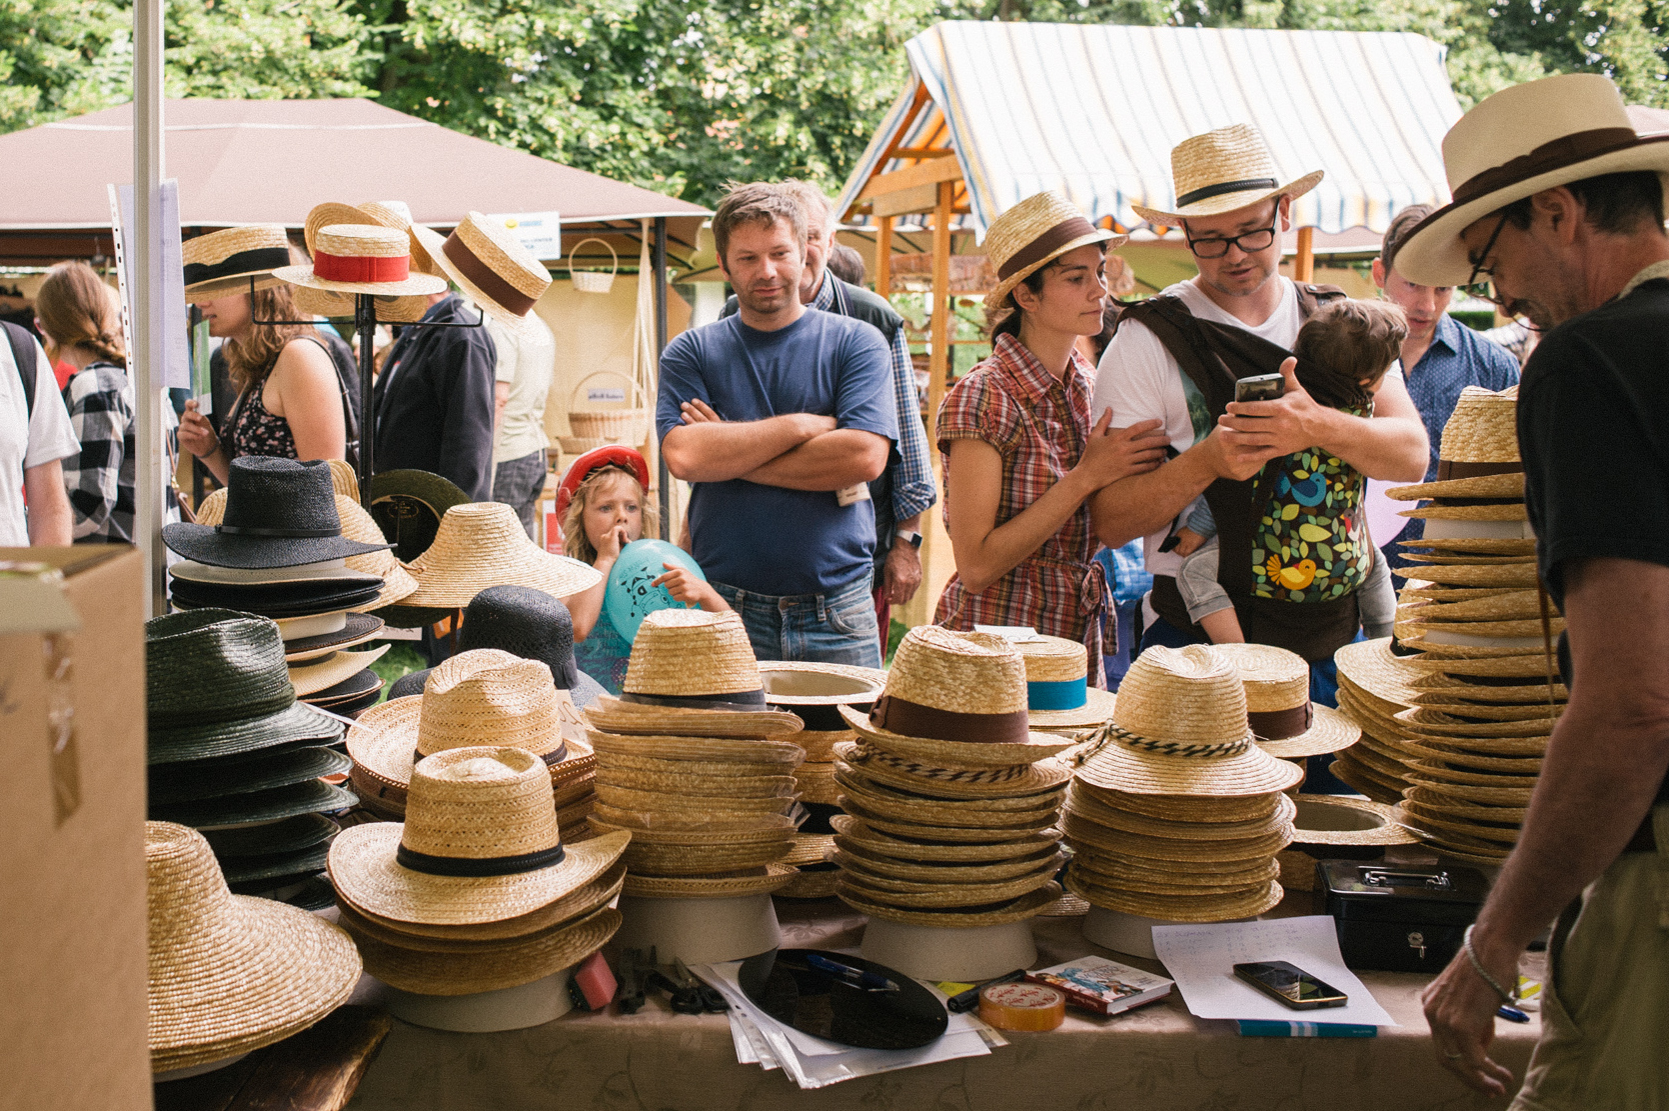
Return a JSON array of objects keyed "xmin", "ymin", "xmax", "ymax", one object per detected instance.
[
  {"xmin": 1234, "ymin": 373, "xmax": 1285, "ymax": 404},
  {"xmin": 1233, "ymin": 961, "xmax": 1348, "ymax": 1010}
]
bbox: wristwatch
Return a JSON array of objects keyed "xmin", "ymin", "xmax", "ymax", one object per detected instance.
[{"xmin": 895, "ymin": 529, "xmax": 923, "ymax": 549}]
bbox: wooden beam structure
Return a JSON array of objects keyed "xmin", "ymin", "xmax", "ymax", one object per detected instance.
[
  {"xmin": 875, "ymin": 215, "xmax": 894, "ymax": 297},
  {"xmin": 927, "ymin": 179, "xmax": 954, "ymax": 460},
  {"xmin": 859, "ymin": 156, "xmax": 966, "ymax": 204},
  {"xmin": 1294, "ymin": 226, "xmax": 1315, "ymax": 282}
]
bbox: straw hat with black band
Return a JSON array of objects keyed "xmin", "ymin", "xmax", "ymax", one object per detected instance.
[
  {"xmin": 985, "ymin": 191, "xmax": 1125, "ymax": 309},
  {"xmin": 1131, "ymin": 123, "xmax": 1324, "ymax": 228},
  {"xmin": 182, "ymin": 225, "xmax": 292, "ymax": 298},
  {"xmin": 1392, "ymin": 74, "xmax": 1669, "ymax": 289},
  {"xmin": 412, "ymin": 212, "xmax": 552, "ymax": 337}
]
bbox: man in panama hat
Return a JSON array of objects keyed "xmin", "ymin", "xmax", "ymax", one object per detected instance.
[{"xmin": 1401, "ymin": 74, "xmax": 1669, "ymax": 1107}]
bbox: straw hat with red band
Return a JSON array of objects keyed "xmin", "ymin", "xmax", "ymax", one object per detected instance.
[
  {"xmin": 556, "ymin": 446, "xmax": 650, "ymax": 520},
  {"xmin": 985, "ymin": 192, "xmax": 1126, "ymax": 308},
  {"xmin": 291, "ymin": 201, "xmax": 439, "ymax": 323},
  {"xmin": 1131, "ymin": 123, "xmax": 1324, "ymax": 228},
  {"xmin": 275, "ymin": 224, "xmax": 447, "ymax": 298},
  {"xmin": 182, "ymin": 224, "xmax": 293, "ymax": 298},
  {"xmin": 1395, "ymin": 74, "xmax": 1669, "ymax": 288},
  {"xmin": 412, "ymin": 212, "xmax": 552, "ymax": 337}
]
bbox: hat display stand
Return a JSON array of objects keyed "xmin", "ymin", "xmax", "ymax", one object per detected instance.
[
  {"xmin": 613, "ymin": 893, "xmax": 782, "ymax": 966},
  {"xmin": 859, "ymin": 917, "xmax": 1037, "ymax": 982},
  {"xmin": 1082, "ymin": 907, "xmax": 1257, "ymax": 961},
  {"xmin": 381, "ymin": 967, "xmax": 576, "ymax": 1033},
  {"xmin": 154, "ymin": 1052, "xmax": 252, "ymax": 1083}
]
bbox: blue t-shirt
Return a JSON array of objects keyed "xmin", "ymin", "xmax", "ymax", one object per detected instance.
[{"xmin": 656, "ymin": 310, "xmax": 897, "ymax": 596}]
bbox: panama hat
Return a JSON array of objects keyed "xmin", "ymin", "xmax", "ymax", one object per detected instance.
[
  {"xmin": 1133, "ymin": 123, "xmax": 1324, "ymax": 227},
  {"xmin": 1394, "ymin": 75, "xmax": 1669, "ymax": 287},
  {"xmin": 1065, "ymin": 783, "xmax": 1296, "ymax": 841},
  {"xmin": 275, "ymin": 222, "xmax": 446, "ymax": 299},
  {"xmin": 146, "ymin": 822, "xmax": 360, "ymax": 1073},
  {"xmin": 412, "ymin": 212, "xmax": 552, "ymax": 336},
  {"xmin": 164, "ymin": 458, "xmax": 389, "ymax": 570},
  {"xmin": 329, "ymin": 746, "xmax": 629, "ymax": 925},
  {"xmin": 983, "ymin": 191, "xmax": 1125, "ymax": 308},
  {"xmin": 1334, "ymin": 638, "xmax": 1423, "ymax": 706},
  {"xmin": 1212, "ymin": 643, "xmax": 1361, "ymax": 759},
  {"xmin": 402, "ymin": 502, "xmax": 600, "ymax": 609},
  {"xmin": 1012, "ymin": 634, "xmax": 1117, "ymax": 731},
  {"xmin": 837, "ymin": 626, "xmax": 1077, "ymax": 768},
  {"xmin": 340, "ymin": 860, "xmax": 624, "ymax": 944},
  {"xmin": 182, "ymin": 224, "xmax": 293, "ymax": 298}
]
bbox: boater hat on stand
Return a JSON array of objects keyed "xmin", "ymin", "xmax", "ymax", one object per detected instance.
[
  {"xmin": 402, "ymin": 503, "xmax": 600, "ymax": 609},
  {"xmin": 182, "ymin": 225, "xmax": 292, "ymax": 298},
  {"xmin": 290, "ymin": 200, "xmax": 439, "ymax": 323},
  {"xmin": 985, "ymin": 191, "xmax": 1125, "ymax": 308},
  {"xmin": 1132, "ymin": 123, "xmax": 1324, "ymax": 227},
  {"xmin": 275, "ymin": 223, "xmax": 447, "ymax": 299},
  {"xmin": 412, "ymin": 212, "xmax": 553, "ymax": 337}
]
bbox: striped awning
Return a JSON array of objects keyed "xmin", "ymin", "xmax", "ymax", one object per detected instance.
[{"xmin": 836, "ymin": 22, "xmax": 1463, "ymax": 240}]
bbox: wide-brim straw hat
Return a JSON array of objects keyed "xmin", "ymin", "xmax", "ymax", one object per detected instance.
[
  {"xmin": 1395, "ymin": 75, "xmax": 1669, "ymax": 286},
  {"xmin": 275, "ymin": 222, "xmax": 447, "ymax": 298},
  {"xmin": 983, "ymin": 191, "xmax": 1125, "ymax": 307},
  {"xmin": 1334, "ymin": 638, "xmax": 1422, "ymax": 707},
  {"xmin": 837, "ymin": 878, "xmax": 1061, "ymax": 928},
  {"xmin": 592, "ymin": 782, "xmax": 794, "ymax": 815},
  {"xmin": 837, "ymin": 701, "xmax": 1079, "ymax": 768},
  {"xmin": 586, "ymin": 696, "xmax": 804, "ymax": 740},
  {"xmin": 340, "ymin": 860, "xmax": 623, "ymax": 944},
  {"xmin": 834, "ymin": 771, "xmax": 1065, "ymax": 830},
  {"xmin": 1394, "ymin": 561, "xmax": 1540, "ymax": 589},
  {"xmin": 1328, "ymin": 755, "xmax": 1405, "ymax": 804},
  {"xmin": 1063, "ymin": 813, "xmax": 1291, "ymax": 865},
  {"xmin": 1072, "ymin": 850, "xmax": 1279, "ymax": 896},
  {"xmin": 1287, "ymin": 794, "xmax": 1417, "ymax": 847},
  {"xmin": 621, "ymin": 864, "xmax": 800, "ymax": 900},
  {"xmin": 1400, "ymin": 536, "xmax": 1537, "ymax": 557},
  {"xmin": 586, "ymin": 728, "xmax": 805, "ymax": 767},
  {"xmin": 832, "ymin": 741, "xmax": 1072, "ymax": 800},
  {"xmin": 836, "ymin": 798, "xmax": 1058, "ymax": 844},
  {"xmin": 182, "ymin": 224, "xmax": 293, "ymax": 298},
  {"xmin": 836, "ymin": 859, "xmax": 1060, "ymax": 908},
  {"xmin": 1410, "ymin": 672, "xmax": 1568, "ymax": 704},
  {"xmin": 829, "ymin": 814, "xmax": 1060, "ymax": 862},
  {"xmin": 1064, "ymin": 783, "xmax": 1296, "ymax": 840},
  {"xmin": 1066, "ymin": 869, "xmax": 1284, "ymax": 922},
  {"xmin": 1074, "ymin": 781, "xmax": 1284, "ymax": 823},
  {"xmin": 1401, "ymin": 589, "xmax": 1543, "ymax": 624},
  {"xmin": 343, "ymin": 904, "xmax": 621, "ymax": 996},
  {"xmin": 834, "ymin": 844, "xmax": 1063, "ymax": 885},
  {"xmin": 1388, "ymin": 472, "xmax": 1525, "ymax": 504},
  {"xmin": 288, "ymin": 646, "xmax": 389, "ymax": 698},
  {"xmin": 403, "ymin": 503, "xmax": 599, "ymax": 609},
  {"xmin": 1399, "ymin": 502, "xmax": 1528, "ymax": 523},
  {"xmin": 146, "ymin": 822, "xmax": 361, "ymax": 1073},
  {"xmin": 1132, "ymin": 123, "xmax": 1323, "ymax": 227},
  {"xmin": 1210, "ymin": 643, "xmax": 1362, "ymax": 759},
  {"xmin": 412, "ymin": 212, "xmax": 552, "ymax": 337},
  {"xmin": 1404, "ymin": 759, "xmax": 1538, "ymax": 790}
]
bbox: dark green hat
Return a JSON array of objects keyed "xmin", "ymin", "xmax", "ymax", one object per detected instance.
[
  {"xmin": 149, "ymin": 778, "xmax": 356, "ymax": 829},
  {"xmin": 147, "ymin": 744, "xmax": 352, "ymax": 807}
]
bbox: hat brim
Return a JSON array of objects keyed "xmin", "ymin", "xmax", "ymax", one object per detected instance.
[
  {"xmin": 343, "ymin": 904, "xmax": 620, "ymax": 996},
  {"xmin": 1072, "ymin": 730, "xmax": 1304, "ymax": 797},
  {"xmin": 161, "ymin": 523, "xmax": 388, "ymax": 570},
  {"xmin": 836, "ymin": 877, "xmax": 1061, "ymax": 927},
  {"xmin": 829, "ymin": 814, "xmax": 1060, "ymax": 862},
  {"xmin": 989, "ymin": 229, "xmax": 1127, "ymax": 308},
  {"xmin": 282, "ymin": 612, "xmax": 387, "ymax": 662},
  {"xmin": 1256, "ymin": 704, "xmax": 1361, "ymax": 759},
  {"xmin": 411, "ymin": 225, "xmax": 545, "ymax": 338},
  {"xmin": 1386, "ymin": 473, "xmax": 1526, "ymax": 502},
  {"xmin": 1399, "ymin": 502, "xmax": 1528, "ymax": 522},
  {"xmin": 1286, "ymin": 794, "xmax": 1417, "ymax": 847},
  {"xmin": 402, "ymin": 549, "xmax": 602, "ymax": 610},
  {"xmin": 289, "ymin": 645, "xmax": 391, "ymax": 698},
  {"xmin": 1027, "ymin": 685, "xmax": 1117, "ymax": 731},
  {"xmin": 150, "ymin": 777, "xmax": 357, "ymax": 829},
  {"xmin": 836, "ymin": 703, "xmax": 1078, "ymax": 768},
  {"xmin": 834, "ymin": 843, "xmax": 1061, "ymax": 884},
  {"xmin": 1065, "ymin": 870, "xmax": 1284, "ymax": 922},
  {"xmin": 367, "ymin": 470, "xmax": 473, "ymax": 563},
  {"xmin": 586, "ymin": 696, "xmax": 805, "ymax": 739},
  {"xmin": 203, "ymin": 813, "xmax": 340, "ymax": 859},
  {"xmin": 184, "ymin": 272, "xmax": 286, "ymax": 299},
  {"xmin": 1334, "ymin": 637, "xmax": 1422, "ymax": 706},
  {"xmin": 1131, "ymin": 170, "xmax": 1325, "ymax": 227},
  {"xmin": 1392, "ymin": 136, "xmax": 1669, "ymax": 287},
  {"xmin": 832, "ymin": 740, "xmax": 1072, "ymax": 799},
  {"xmin": 272, "ymin": 262, "xmax": 447, "ymax": 299},
  {"xmin": 148, "ymin": 744, "xmax": 351, "ymax": 806},
  {"xmin": 345, "ymin": 694, "xmax": 578, "ymax": 790},
  {"xmin": 290, "ymin": 284, "xmax": 433, "ymax": 324},
  {"xmin": 621, "ymin": 864, "xmax": 800, "ymax": 900},
  {"xmin": 147, "ymin": 699, "xmax": 344, "ymax": 765}
]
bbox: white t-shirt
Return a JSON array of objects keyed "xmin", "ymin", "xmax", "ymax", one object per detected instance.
[
  {"xmin": 487, "ymin": 313, "xmax": 556, "ymax": 464},
  {"xmin": 0, "ymin": 331, "xmax": 81, "ymax": 546}
]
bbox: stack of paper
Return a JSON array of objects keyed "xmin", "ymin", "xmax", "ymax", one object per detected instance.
[{"xmin": 691, "ymin": 959, "xmax": 1006, "ymax": 1090}]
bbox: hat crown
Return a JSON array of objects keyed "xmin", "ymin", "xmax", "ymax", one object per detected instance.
[
  {"xmin": 454, "ymin": 212, "xmax": 551, "ymax": 299},
  {"xmin": 1210, "ymin": 642, "xmax": 1309, "ymax": 712},
  {"xmin": 146, "ymin": 609, "xmax": 293, "ymax": 728},
  {"xmin": 458, "ymin": 585, "xmax": 580, "ymax": 690},
  {"xmin": 1439, "ymin": 385, "xmax": 1520, "ymax": 464},
  {"xmin": 1442, "ymin": 74, "xmax": 1632, "ymax": 194},
  {"xmin": 220, "ymin": 457, "xmax": 344, "ymax": 538},
  {"xmin": 1014, "ymin": 634, "xmax": 1089, "ymax": 683},
  {"xmin": 416, "ymin": 648, "xmax": 563, "ymax": 758},
  {"xmin": 882, "ymin": 626, "xmax": 1028, "ymax": 714},
  {"xmin": 1111, "ymin": 645, "xmax": 1251, "ymax": 745},
  {"xmin": 182, "ymin": 224, "xmax": 289, "ymax": 267},
  {"xmin": 983, "ymin": 191, "xmax": 1093, "ymax": 275},
  {"xmin": 400, "ymin": 746, "xmax": 562, "ymax": 861},
  {"xmin": 315, "ymin": 223, "xmax": 409, "ymax": 259},
  {"xmin": 415, "ymin": 502, "xmax": 532, "ymax": 566},
  {"xmin": 1169, "ymin": 124, "xmax": 1281, "ymax": 203},
  {"xmin": 146, "ymin": 822, "xmax": 240, "ymax": 956},
  {"xmin": 623, "ymin": 609, "xmax": 762, "ymax": 697}
]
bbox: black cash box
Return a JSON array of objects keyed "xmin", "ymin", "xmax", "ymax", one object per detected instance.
[{"xmin": 1318, "ymin": 861, "xmax": 1489, "ymax": 974}]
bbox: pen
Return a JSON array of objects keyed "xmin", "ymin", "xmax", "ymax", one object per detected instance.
[
  {"xmin": 803, "ymin": 953, "xmax": 898, "ymax": 992},
  {"xmin": 947, "ymin": 969, "xmax": 1028, "ymax": 1013},
  {"xmin": 1496, "ymin": 1005, "xmax": 1530, "ymax": 1023}
]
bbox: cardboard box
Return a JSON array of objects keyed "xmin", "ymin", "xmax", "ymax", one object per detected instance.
[{"xmin": 0, "ymin": 547, "xmax": 151, "ymax": 1111}]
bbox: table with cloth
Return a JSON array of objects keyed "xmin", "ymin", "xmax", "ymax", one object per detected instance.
[{"xmin": 345, "ymin": 894, "xmax": 1541, "ymax": 1111}]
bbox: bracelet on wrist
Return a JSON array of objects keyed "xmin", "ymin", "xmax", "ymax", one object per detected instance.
[{"xmin": 1463, "ymin": 924, "xmax": 1517, "ymax": 1004}]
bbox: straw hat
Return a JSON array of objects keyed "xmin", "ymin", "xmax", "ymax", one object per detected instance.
[
  {"xmin": 834, "ymin": 844, "xmax": 1063, "ymax": 885},
  {"xmin": 829, "ymin": 814, "xmax": 1060, "ymax": 862},
  {"xmin": 837, "ymin": 626, "xmax": 1077, "ymax": 768},
  {"xmin": 1133, "ymin": 123, "xmax": 1324, "ymax": 227},
  {"xmin": 1400, "ymin": 536, "xmax": 1537, "ymax": 557},
  {"xmin": 620, "ymin": 864, "xmax": 800, "ymax": 900},
  {"xmin": 1066, "ymin": 869, "xmax": 1284, "ymax": 922},
  {"xmin": 412, "ymin": 212, "xmax": 552, "ymax": 336},
  {"xmin": 834, "ymin": 773, "xmax": 1065, "ymax": 829},
  {"xmin": 832, "ymin": 741, "xmax": 1072, "ymax": 800},
  {"xmin": 1074, "ymin": 780, "xmax": 1285, "ymax": 823},
  {"xmin": 1065, "ymin": 783, "xmax": 1296, "ymax": 841},
  {"xmin": 1013, "ymin": 634, "xmax": 1117, "ymax": 730},
  {"xmin": 984, "ymin": 191, "xmax": 1125, "ymax": 307},
  {"xmin": 1286, "ymin": 794, "xmax": 1416, "ymax": 847},
  {"xmin": 1395, "ymin": 75, "xmax": 1669, "ymax": 287},
  {"xmin": 287, "ymin": 645, "xmax": 389, "ymax": 698},
  {"xmin": 329, "ymin": 747, "xmax": 629, "ymax": 924},
  {"xmin": 836, "ymin": 860, "xmax": 1060, "ymax": 907},
  {"xmin": 585, "ymin": 729, "xmax": 805, "ymax": 766},
  {"xmin": 347, "ymin": 649, "xmax": 579, "ymax": 789},
  {"xmin": 759, "ymin": 660, "xmax": 885, "ymax": 733},
  {"xmin": 182, "ymin": 225, "xmax": 293, "ymax": 298},
  {"xmin": 340, "ymin": 860, "xmax": 624, "ymax": 943},
  {"xmin": 285, "ymin": 200, "xmax": 439, "ymax": 322},
  {"xmin": 586, "ymin": 695, "xmax": 803, "ymax": 739},
  {"xmin": 1211, "ymin": 643, "xmax": 1360, "ymax": 759},
  {"xmin": 614, "ymin": 608, "xmax": 758, "ymax": 701},
  {"xmin": 146, "ymin": 822, "xmax": 360, "ymax": 1073},
  {"xmin": 1072, "ymin": 646, "xmax": 1304, "ymax": 797},
  {"xmin": 275, "ymin": 222, "xmax": 446, "ymax": 298},
  {"xmin": 403, "ymin": 502, "xmax": 600, "ymax": 608},
  {"xmin": 1334, "ymin": 638, "xmax": 1422, "ymax": 706},
  {"xmin": 837, "ymin": 878, "xmax": 1062, "ymax": 928}
]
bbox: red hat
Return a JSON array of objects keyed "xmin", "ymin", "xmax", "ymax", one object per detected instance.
[{"xmin": 556, "ymin": 446, "xmax": 650, "ymax": 520}]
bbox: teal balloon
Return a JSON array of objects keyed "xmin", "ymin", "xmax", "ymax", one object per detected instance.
[{"xmin": 604, "ymin": 539, "xmax": 707, "ymax": 643}]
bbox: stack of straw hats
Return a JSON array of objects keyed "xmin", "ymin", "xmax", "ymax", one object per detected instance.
[
  {"xmin": 1331, "ymin": 637, "xmax": 1424, "ymax": 801},
  {"xmin": 401, "ymin": 502, "xmax": 600, "ymax": 611},
  {"xmin": 584, "ymin": 610, "xmax": 809, "ymax": 899},
  {"xmin": 328, "ymin": 747, "xmax": 629, "ymax": 996},
  {"xmin": 828, "ymin": 627, "xmax": 1077, "ymax": 927},
  {"xmin": 1063, "ymin": 645, "xmax": 1304, "ymax": 922},
  {"xmin": 1013, "ymin": 634, "xmax": 1118, "ymax": 736},
  {"xmin": 147, "ymin": 822, "xmax": 361, "ymax": 1075},
  {"xmin": 1211, "ymin": 642, "xmax": 1361, "ymax": 768},
  {"xmin": 345, "ymin": 649, "xmax": 597, "ymax": 833},
  {"xmin": 146, "ymin": 610, "xmax": 354, "ymax": 908}
]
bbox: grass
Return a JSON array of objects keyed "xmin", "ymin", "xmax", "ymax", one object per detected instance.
[{"xmin": 368, "ymin": 641, "xmax": 427, "ymax": 704}]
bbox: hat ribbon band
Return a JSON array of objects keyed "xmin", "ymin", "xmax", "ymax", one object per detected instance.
[
  {"xmin": 1091, "ymin": 722, "xmax": 1251, "ymax": 759},
  {"xmin": 1174, "ymin": 177, "xmax": 1279, "ymax": 209},
  {"xmin": 619, "ymin": 688, "xmax": 767, "ymax": 709},
  {"xmin": 395, "ymin": 841, "xmax": 566, "ymax": 877},
  {"xmin": 183, "ymin": 246, "xmax": 292, "ymax": 287},
  {"xmin": 314, "ymin": 250, "xmax": 410, "ymax": 283},
  {"xmin": 1436, "ymin": 460, "xmax": 1523, "ymax": 480},
  {"xmin": 997, "ymin": 216, "xmax": 1101, "ymax": 281},
  {"xmin": 1028, "ymin": 676, "xmax": 1088, "ymax": 711},
  {"xmin": 215, "ymin": 523, "xmax": 344, "ymax": 538},
  {"xmin": 415, "ymin": 742, "xmax": 567, "ymax": 767},
  {"xmin": 1248, "ymin": 702, "xmax": 1313, "ymax": 742},
  {"xmin": 442, "ymin": 234, "xmax": 538, "ymax": 316},
  {"xmin": 869, "ymin": 694, "xmax": 1030, "ymax": 744},
  {"xmin": 852, "ymin": 745, "xmax": 1030, "ymax": 784},
  {"xmin": 1451, "ymin": 127, "xmax": 1640, "ymax": 206}
]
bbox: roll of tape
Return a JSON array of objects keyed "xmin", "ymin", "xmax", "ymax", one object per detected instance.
[{"xmin": 978, "ymin": 981, "xmax": 1065, "ymax": 1031}]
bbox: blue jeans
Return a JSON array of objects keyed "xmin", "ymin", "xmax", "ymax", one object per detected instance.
[{"xmin": 714, "ymin": 575, "xmax": 882, "ymax": 669}]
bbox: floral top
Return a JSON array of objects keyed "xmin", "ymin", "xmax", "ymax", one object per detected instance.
[
  {"xmin": 225, "ymin": 378, "xmax": 298, "ymax": 462},
  {"xmin": 1250, "ymin": 404, "xmax": 1373, "ymax": 603}
]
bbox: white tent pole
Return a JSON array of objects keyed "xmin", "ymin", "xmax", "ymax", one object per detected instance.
[{"xmin": 134, "ymin": 0, "xmax": 165, "ymax": 616}]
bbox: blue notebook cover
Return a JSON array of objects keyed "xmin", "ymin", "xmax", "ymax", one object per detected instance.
[{"xmin": 1236, "ymin": 1019, "xmax": 1378, "ymax": 1038}]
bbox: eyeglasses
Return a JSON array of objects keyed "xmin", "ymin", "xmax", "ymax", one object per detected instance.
[
  {"xmin": 1185, "ymin": 224, "xmax": 1277, "ymax": 259},
  {"xmin": 1460, "ymin": 212, "xmax": 1510, "ymax": 307}
]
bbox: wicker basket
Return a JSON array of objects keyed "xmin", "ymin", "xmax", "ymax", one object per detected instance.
[
  {"xmin": 566, "ymin": 370, "xmax": 649, "ymax": 446},
  {"xmin": 568, "ymin": 237, "xmax": 618, "ymax": 294}
]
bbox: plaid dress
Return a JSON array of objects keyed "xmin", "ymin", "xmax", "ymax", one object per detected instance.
[
  {"xmin": 934, "ymin": 333, "xmax": 1109, "ymax": 680},
  {"xmin": 61, "ymin": 361, "xmax": 135, "ymax": 544}
]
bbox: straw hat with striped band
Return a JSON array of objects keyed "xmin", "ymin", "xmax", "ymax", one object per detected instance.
[
  {"xmin": 830, "ymin": 814, "xmax": 1060, "ymax": 863},
  {"xmin": 339, "ymin": 861, "xmax": 625, "ymax": 943},
  {"xmin": 403, "ymin": 502, "xmax": 600, "ymax": 609},
  {"xmin": 984, "ymin": 191, "xmax": 1125, "ymax": 308},
  {"xmin": 836, "ymin": 878, "xmax": 1063, "ymax": 928},
  {"xmin": 146, "ymin": 822, "xmax": 361, "ymax": 1073},
  {"xmin": 182, "ymin": 224, "xmax": 293, "ymax": 298},
  {"xmin": 412, "ymin": 212, "xmax": 552, "ymax": 337},
  {"xmin": 1212, "ymin": 643, "xmax": 1360, "ymax": 759},
  {"xmin": 287, "ymin": 645, "xmax": 389, "ymax": 699},
  {"xmin": 346, "ymin": 649, "xmax": 581, "ymax": 790},
  {"xmin": 833, "ymin": 741, "xmax": 1073, "ymax": 800},
  {"xmin": 328, "ymin": 747, "xmax": 630, "ymax": 925},
  {"xmin": 621, "ymin": 863, "xmax": 800, "ymax": 900},
  {"xmin": 1013, "ymin": 634, "xmax": 1117, "ymax": 731},
  {"xmin": 1132, "ymin": 123, "xmax": 1324, "ymax": 227},
  {"xmin": 275, "ymin": 224, "xmax": 447, "ymax": 298},
  {"xmin": 837, "ymin": 626, "xmax": 1078, "ymax": 768}
]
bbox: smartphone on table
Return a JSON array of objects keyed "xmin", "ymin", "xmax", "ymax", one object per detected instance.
[
  {"xmin": 1234, "ymin": 373, "xmax": 1285, "ymax": 403},
  {"xmin": 1233, "ymin": 961, "xmax": 1348, "ymax": 1010}
]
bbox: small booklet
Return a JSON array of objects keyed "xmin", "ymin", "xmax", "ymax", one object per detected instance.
[{"xmin": 1026, "ymin": 956, "xmax": 1173, "ymax": 1017}]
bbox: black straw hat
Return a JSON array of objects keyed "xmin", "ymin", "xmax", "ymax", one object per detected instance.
[{"xmin": 162, "ymin": 458, "xmax": 389, "ymax": 570}]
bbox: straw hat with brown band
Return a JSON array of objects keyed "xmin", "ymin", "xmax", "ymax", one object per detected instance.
[
  {"xmin": 182, "ymin": 224, "xmax": 293, "ymax": 298},
  {"xmin": 1211, "ymin": 643, "xmax": 1361, "ymax": 760},
  {"xmin": 328, "ymin": 746, "xmax": 630, "ymax": 926},
  {"xmin": 984, "ymin": 191, "xmax": 1126, "ymax": 309},
  {"xmin": 1132, "ymin": 123, "xmax": 1324, "ymax": 227},
  {"xmin": 403, "ymin": 502, "xmax": 601, "ymax": 609},
  {"xmin": 1012, "ymin": 634, "xmax": 1118, "ymax": 732},
  {"xmin": 146, "ymin": 822, "xmax": 361, "ymax": 1073},
  {"xmin": 412, "ymin": 212, "xmax": 552, "ymax": 337}
]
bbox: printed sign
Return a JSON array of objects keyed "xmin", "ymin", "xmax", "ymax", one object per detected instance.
[
  {"xmin": 485, "ymin": 211, "xmax": 563, "ymax": 260},
  {"xmin": 586, "ymin": 387, "xmax": 627, "ymax": 403}
]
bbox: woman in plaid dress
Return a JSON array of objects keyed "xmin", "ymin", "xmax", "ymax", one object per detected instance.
[{"xmin": 935, "ymin": 194, "xmax": 1168, "ymax": 676}]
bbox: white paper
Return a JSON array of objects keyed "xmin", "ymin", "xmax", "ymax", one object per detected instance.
[
  {"xmin": 973, "ymin": 625, "xmax": 1041, "ymax": 641},
  {"xmin": 1151, "ymin": 915, "xmax": 1398, "ymax": 1027},
  {"xmin": 111, "ymin": 180, "xmax": 190, "ymax": 389}
]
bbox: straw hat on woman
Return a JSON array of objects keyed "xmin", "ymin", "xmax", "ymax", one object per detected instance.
[
  {"xmin": 176, "ymin": 226, "xmax": 353, "ymax": 485},
  {"xmin": 934, "ymin": 191, "xmax": 1168, "ymax": 674}
]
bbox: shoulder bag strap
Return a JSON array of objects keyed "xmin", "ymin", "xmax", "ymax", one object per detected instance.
[{"xmin": 4, "ymin": 322, "xmax": 38, "ymax": 417}]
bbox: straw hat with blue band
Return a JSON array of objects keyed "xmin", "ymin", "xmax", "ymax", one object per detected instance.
[
  {"xmin": 986, "ymin": 192, "xmax": 1126, "ymax": 308},
  {"xmin": 1012, "ymin": 634, "xmax": 1117, "ymax": 731},
  {"xmin": 1131, "ymin": 124, "xmax": 1324, "ymax": 228},
  {"xmin": 182, "ymin": 224, "xmax": 294, "ymax": 298}
]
